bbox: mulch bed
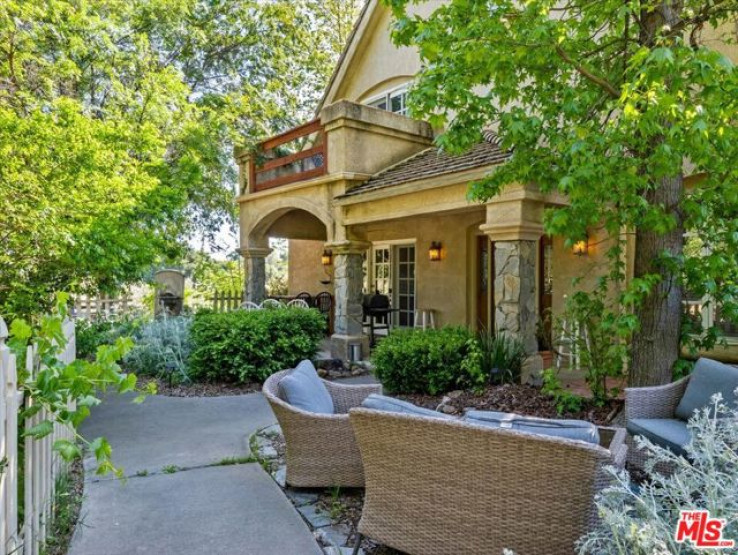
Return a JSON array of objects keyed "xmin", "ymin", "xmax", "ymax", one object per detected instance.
[
  {"xmin": 139, "ymin": 377, "xmax": 261, "ymax": 397},
  {"xmin": 315, "ymin": 489, "xmax": 403, "ymax": 555},
  {"xmin": 396, "ymin": 383, "xmax": 622, "ymax": 426},
  {"xmin": 44, "ymin": 457, "xmax": 85, "ymax": 555}
]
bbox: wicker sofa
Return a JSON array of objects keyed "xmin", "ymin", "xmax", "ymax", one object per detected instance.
[
  {"xmin": 349, "ymin": 408, "xmax": 626, "ymax": 555},
  {"xmin": 262, "ymin": 369, "xmax": 382, "ymax": 487}
]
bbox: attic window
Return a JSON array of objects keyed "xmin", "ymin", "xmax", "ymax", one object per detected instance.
[{"xmin": 366, "ymin": 88, "xmax": 408, "ymax": 116}]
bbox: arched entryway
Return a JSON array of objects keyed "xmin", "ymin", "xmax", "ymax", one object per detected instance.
[{"xmin": 241, "ymin": 206, "xmax": 336, "ymax": 333}]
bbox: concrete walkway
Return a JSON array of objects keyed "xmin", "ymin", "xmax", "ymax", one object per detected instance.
[{"xmin": 69, "ymin": 393, "xmax": 323, "ymax": 555}]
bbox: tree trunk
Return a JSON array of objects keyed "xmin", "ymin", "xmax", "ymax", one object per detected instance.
[
  {"xmin": 629, "ymin": 1, "xmax": 686, "ymax": 387},
  {"xmin": 629, "ymin": 174, "xmax": 685, "ymax": 386}
]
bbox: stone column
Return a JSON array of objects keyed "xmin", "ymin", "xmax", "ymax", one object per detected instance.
[
  {"xmin": 493, "ymin": 241, "xmax": 538, "ymax": 353},
  {"xmin": 480, "ymin": 185, "xmax": 547, "ymax": 381},
  {"xmin": 327, "ymin": 240, "xmax": 370, "ymax": 360},
  {"xmin": 240, "ymin": 247, "xmax": 272, "ymax": 304}
]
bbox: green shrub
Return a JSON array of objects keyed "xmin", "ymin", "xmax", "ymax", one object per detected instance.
[
  {"xmin": 76, "ymin": 316, "xmax": 142, "ymax": 360},
  {"xmin": 188, "ymin": 308, "xmax": 325, "ymax": 383},
  {"xmin": 541, "ymin": 368, "xmax": 585, "ymax": 414},
  {"xmin": 466, "ymin": 330, "xmax": 527, "ymax": 384},
  {"xmin": 124, "ymin": 315, "xmax": 192, "ymax": 383},
  {"xmin": 372, "ymin": 327, "xmax": 483, "ymax": 394}
]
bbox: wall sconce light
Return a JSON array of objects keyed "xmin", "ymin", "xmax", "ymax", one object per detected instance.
[
  {"xmin": 321, "ymin": 249, "xmax": 333, "ymax": 266},
  {"xmin": 429, "ymin": 242, "xmax": 442, "ymax": 262},
  {"xmin": 572, "ymin": 236, "xmax": 589, "ymax": 256}
]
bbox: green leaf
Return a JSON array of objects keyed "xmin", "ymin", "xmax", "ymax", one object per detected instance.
[
  {"xmin": 53, "ymin": 439, "xmax": 82, "ymax": 460},
  {"xmin": 25, "ymin": 420, "xmax": 54, "ymax": 439},
  {"xmin": 10, "ymin": 320, "xmax": 32, "ymax": 341}
]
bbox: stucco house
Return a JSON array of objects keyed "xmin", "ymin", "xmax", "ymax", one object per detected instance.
[{"xmin": 235, "ymin": 0, "xmax": 738, "ymax": 367}]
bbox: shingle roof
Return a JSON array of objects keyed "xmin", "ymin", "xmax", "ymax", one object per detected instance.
[{"xmin": 338, "ymin": 131, "xmax": 510, "ymax": 198}]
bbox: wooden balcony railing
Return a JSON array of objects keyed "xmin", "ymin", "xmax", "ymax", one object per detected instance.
[{"xmin": 250, "ymin": 119, "xmax": 327, "ymax": 192}]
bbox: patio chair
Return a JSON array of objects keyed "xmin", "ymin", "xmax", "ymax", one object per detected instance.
[
  {"xmin": 313, "ymin": 291, "xmax": 334, "ymax": 334},
  {"xmin": 286, "ymin": 298, "xmax": 310, "ymax": 308},
  {"xmin": 262, "ymin": 369, "xmax": 382, "ymax": 487},
  {"xmin": 240, "ymin": 301, "xmax": 261, "ymax": 311},
  {"xmin": 349, "ymin": 408, "xmax": 626, "ymax": 555},
  {"xmin": 624, "ymin": 357, "xmax": 738, "ymax": 471},
  {"xmin": 260, "ymin": 298, "xmax": 283, "ymax": 309}
]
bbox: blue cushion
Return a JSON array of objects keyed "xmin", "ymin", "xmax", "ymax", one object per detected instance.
[
  {"xmin": 360, "ymin": 394, "xmax": 455, "ymax": 420},
  {"xmin": 627, "ymin": 418, "xmax": 690, "ymax": 457},
  {"xmin": 278, "ymin": 360, "xmax": 334, "ymax": 414},
  {"xmin": 675, "ymin": 358, "xmax": 738, "ymax": 420},
  {"xmin": 463, "ymin": 410, "xmax": 600, "ymax": 445}
]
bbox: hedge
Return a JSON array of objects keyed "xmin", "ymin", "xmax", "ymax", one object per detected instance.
[
  {"xmin": 188, "ymin": 307, "xmax": 326, "ymax": 383},
  {"xmin": 371, "ymin": 327, "xmax": 483, "ymax": 394}
]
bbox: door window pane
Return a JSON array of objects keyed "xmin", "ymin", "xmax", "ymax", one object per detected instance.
[
  {"xmin": 373, "ymin": 246, "xmax": 391, "ymax": 296},
  {"xmin": 395, "ymin": 244, "xmax": 416, "ymax": 327}
]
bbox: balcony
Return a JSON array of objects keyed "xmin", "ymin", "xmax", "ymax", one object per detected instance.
[
  {"xmin": 237, "ymin": 101, "xmax": 435, "ymax": 197},
  {"xmin": 249, "ymin": 120, "xmax": 327, "ymax": 193}
]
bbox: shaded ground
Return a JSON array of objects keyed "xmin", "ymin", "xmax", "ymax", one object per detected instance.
[
  {"xmin": 69, "ymin": 392, "xmax": 322, "ymax": 555},
  {"xmin": 78, "ymin": 392, "xmax": 275, "ymax": 474}
]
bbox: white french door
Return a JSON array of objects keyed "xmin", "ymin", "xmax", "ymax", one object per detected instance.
[
  {"xmin": 395, "ymin": 245, "xmax": 416, "ymax": 327},
  {"xmin": 370, "ymin": 243, "xmax": 416, "ymax": 327}
]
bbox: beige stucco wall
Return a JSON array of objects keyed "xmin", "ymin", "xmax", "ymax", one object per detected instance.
[
  {"xmin": 550, "ymin": 226, "xmax": 619, "ymax": 319},
  {"xmin": 288, "ymin": 240, "xmax": 334, "ymax": 296},
  {"xmin": 329, "ymin": 1, "xmax": 442, "ymax": 105},
  {"xmin": 320, "ymin": 101, "xmax": 433, "ymax": 177},
  {"xmin": 702, "ymin": 21, "xmax": 738, "ymax": 63},
  {"xmin": 351, "ymin": 209, "xmax": 484, "ymax": 327},
  {"xmin": 268, "ymin": 210, "xmax": 327, "ymax": 241}
]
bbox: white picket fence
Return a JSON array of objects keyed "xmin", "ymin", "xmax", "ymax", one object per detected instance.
[{"xmin": 0, "ymin": 318, "xmax": 76, "ymax": 555}]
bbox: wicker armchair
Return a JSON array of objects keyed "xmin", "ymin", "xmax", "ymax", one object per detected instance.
[
  {"xmin": 624, "ymin": 376, "xmax": 691, "ymax": 470},
  {"xmin": 262, "ymin": 370, "xmax": 382, "ymax": 487},
  {"xmin": 349, "ymin": 408, "xmax": 626, "ymax": 555}
]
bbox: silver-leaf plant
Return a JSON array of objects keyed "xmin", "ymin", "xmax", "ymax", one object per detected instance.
[{"xmin": 579, "ymin": 392, "xmax": 738, "ymax": 554}]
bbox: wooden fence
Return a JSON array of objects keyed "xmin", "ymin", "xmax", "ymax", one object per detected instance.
[
  {"xmin": 210, "ymin": 290, "xmax": 245, "ymax": 313},
  {"xmin": 72, "ymin": 294, "xmax": 134, "ymax": 320},
  {"xmin": 0, "ymin": 318, "xmax": 76, "ymax": 555}
]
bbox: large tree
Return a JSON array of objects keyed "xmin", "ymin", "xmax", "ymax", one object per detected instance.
[
  {"xmin": 387, "ymin": 0, "xmax": 738, "ymax": 385},
  {"xmin": 0, "ymin": 0, "xmax": 361, "ymax": 318}
]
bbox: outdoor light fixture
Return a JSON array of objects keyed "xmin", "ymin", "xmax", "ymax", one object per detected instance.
[
  {"xmin": 429, "ymin": 242, "xmax": 442, "ymax": 262},
  {"xmin": 321, "ymin": 249, "xmax": 333, "ymax": 266},
  {"xmin": 573, "ymin": 236, "xmax": 589, "ymax": 256}
]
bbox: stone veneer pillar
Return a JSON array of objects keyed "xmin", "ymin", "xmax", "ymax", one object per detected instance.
[
  {"xmin": 480, "ymin": 186, "xmax": 548, "ymax": 381},
  {"xmin": 240, "ymin": 247, "xmax": 272, "ymax": 304},
  {"xmin": 493, "ymin": 240, "xmax": 539, "ymax": 354},
  {"xmin": 327, "ymin": 241, "xmax": 370, "ymax": 361}
]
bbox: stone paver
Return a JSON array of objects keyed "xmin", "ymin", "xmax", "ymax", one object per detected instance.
[{"xmin": 70, "ymin": 392, "xmax": 322, "ymax": 555}]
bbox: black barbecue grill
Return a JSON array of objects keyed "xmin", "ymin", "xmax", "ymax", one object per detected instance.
[{"xmin": 363, "ymin": 293, "xmax": 399, "ymax": 346}]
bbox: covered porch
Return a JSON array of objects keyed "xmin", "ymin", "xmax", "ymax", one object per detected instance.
[{"xmin": 235, "ymin": 99, "xmax": 615, "ymax": 368}]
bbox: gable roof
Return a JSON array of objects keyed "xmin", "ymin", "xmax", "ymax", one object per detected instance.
[
  {"xmin": 338, "ymin": 131, "xmax": 510, "ymax": 198},
  {"xmin": 316, "ymin": 0, "xmax": 379, "ymax": 115}
]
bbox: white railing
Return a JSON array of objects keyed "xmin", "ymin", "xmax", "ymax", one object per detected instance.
[{"xmin": 0, "ymin": 317, "xmax": 76, "ymax": 555}]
